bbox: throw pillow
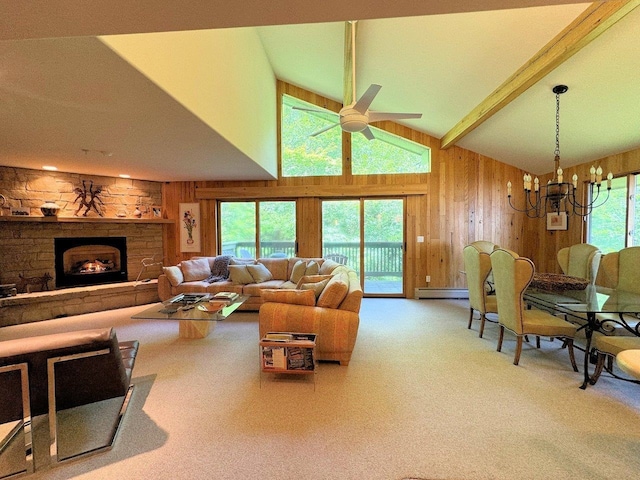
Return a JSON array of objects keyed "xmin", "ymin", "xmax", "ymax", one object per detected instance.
[
  {"xmin": 230, "ymin": 257, "xmax": 256, "ymax": 265},
  {"xmin": 317, "ymin": 272, "xmax": 349, "ymax": 308},
  {"xmin": 228, "ymin": 265, "xmax": 255, "ymax": 284},
  {"xmin": 261, "ymin": 288, "xmax": 316, "ymax": 306},
  {"xmin": 319, "ymin": 258, "xmax": 341, "ymax": 275},
  {"xmin": 299, "ymin": 278, "xmax": 331, "ymax": 299},
  {"xmin": 289, "ymin": 260, "xmax": 307, "ymax": 284},
  {"xmin": 305, "ymin": 261, "xmax": 319, "ymax": 276},
  {"xmin": 296, "ymin": 274, "xmax": 333, "ymax": 289},
  {"xmin": 163, "ymin": 266, "xmax": 184, "ymax": 287},
  {"xmin": 180, "ymin": 258, "xmax": 211, "ymax": 282},
  {"xmin": 247, "ymin": 263, "xmax": 273, "ymax": 283}
]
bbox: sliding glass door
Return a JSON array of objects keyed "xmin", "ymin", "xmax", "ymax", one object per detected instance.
[{"xmin": 322, "ymin": 198, "xmax": 404, "ymax": 295}]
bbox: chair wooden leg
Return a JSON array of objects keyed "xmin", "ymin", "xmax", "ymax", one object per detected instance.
[
  {"xmin": 479, "ymin": 313, "xmax": 486, "ymax": 338},
  {"xmin": 606, "ymin": 356, "xmax": 614, "ymax": 373},
  {"xmin": 513, "ymin": 336, "xmax": 523, "ymax": 365},
  {"xmin": 590, "ymin": 352, "xmax": 606, "ymax": 385},
  {"xmin": 536, "ymin": 336, "xmax": 541, "ymax": 349},
  {"xmin": 467, "ymin": 308, "xmax": 474, "ymax": 329},
  {"xmin": 497, "ymin": 325, "xmax": 505, "ymax": 352},
  {"xmin": 566, "ymin": 339, "xmax": 578, "ymax": 372}
]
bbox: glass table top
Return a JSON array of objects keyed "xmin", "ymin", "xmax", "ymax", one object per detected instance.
[
  {"xmin": 525, "ymin": 285, "xmax": 640, "ymax": 315},
  {"xmin": 132, "ymin": 293, "xmax": 249, "ymax": 321}
]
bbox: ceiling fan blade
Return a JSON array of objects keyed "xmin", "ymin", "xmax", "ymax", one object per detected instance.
[
  {"xmin": 343, "ymin": 21, "xmax": 357, "ymax": 106},
  {"xmin": 353, "ymin": 84, "xmax": 382, "ymax": 114},
  {"xmin": 367, "ymin": 111, "xmax": 423, "ymax": 122},
  {"xmin": 310, "ymin": 123, "xmax": 340, "ymax": 137},
  {"xmin": 361, "ymin": 126, "xmax": 375, "ymax": 141}
]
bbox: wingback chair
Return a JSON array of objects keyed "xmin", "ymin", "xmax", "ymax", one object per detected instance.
[
  {"xmin": 616, "ymin": 349, "xmax": 640, "ymax": 381},
  {"xmin": 463, "ymin": 244, "xmax": 498, "ymax": 338},
  {"xmin": 469, "ymin": 240, "xmax": 497, "ymax": 254},
  {"xmin": 557, "ymin": 243, "xmax": 601, "ymax": 283},
  {"xmin": 490, "ymin": 248, "xmax": 579, "ymax": 369},
  {"xmin": 589, "ymin": 246, "xmax": 640, "ymax": 384}
]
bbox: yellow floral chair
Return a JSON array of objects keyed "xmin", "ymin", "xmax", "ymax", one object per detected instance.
[{"xmin": 463, "ymin": 244, "xmax": 498, "ymax": 338}]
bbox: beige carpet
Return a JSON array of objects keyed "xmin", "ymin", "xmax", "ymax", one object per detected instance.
[{"xmin": 2, "ymin": 298, "xmax": 640, "ymax": 479}]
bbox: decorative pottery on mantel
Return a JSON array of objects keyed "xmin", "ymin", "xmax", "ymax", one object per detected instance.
[{"xmin": 40, "ymin": 200, "xmax": 61, "ymax": 217}]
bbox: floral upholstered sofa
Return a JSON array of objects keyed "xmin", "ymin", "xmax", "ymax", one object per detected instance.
[{"xmin": 157, "ymin": 255, "xmax": 362, "ymax": 365}]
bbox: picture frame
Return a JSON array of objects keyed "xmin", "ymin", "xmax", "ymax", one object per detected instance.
[
  {"xmin": 546, "ymin": 212, "xmax": 568, "ymax": 231},
  {"xmin": 10, "ymin": 207, "xmax": 30, "ymax": 216},
  {"xmin": 179, "ymin": 202, "xmax": 201, "ymax": 252}
]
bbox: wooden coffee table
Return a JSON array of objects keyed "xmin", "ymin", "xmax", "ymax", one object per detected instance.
[{"xmin": 132, "ymin": 293, "xmax": 249, "ymax": 339}]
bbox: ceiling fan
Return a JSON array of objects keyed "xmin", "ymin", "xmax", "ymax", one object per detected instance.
[{"xmin": 295, "ymin": 20, "xmax": 422, "ymax": 140}]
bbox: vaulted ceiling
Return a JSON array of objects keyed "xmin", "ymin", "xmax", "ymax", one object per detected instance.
[{"xmin": 0, "ymin": 1, "xmax": 638, "ymax": 181}]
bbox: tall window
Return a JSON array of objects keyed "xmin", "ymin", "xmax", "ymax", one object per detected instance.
[
  {"xmin": 351, "ymin": 125, "xmax": 430, "ymax": 175},
  {"xmin": 220, "ymin": 201, "xmax": 296, "ymax": 258},
  {"xmin": 281, "ymin": 92, "xmax": 431, "ymax": 178},
  {"xmin": 587, "ymin": 174, "xmax": 639, "ymax": 253},
  {"xmin": 280, "ymin": 95, "xmax": 342, "ymax": 177}
]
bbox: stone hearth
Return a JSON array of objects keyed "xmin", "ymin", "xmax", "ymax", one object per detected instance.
[{"xmin": 0, "ymin": 280, "xmax": 159, "ymax": 327}]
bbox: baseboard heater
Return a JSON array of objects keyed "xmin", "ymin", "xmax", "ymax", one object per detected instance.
[{"xmin": 414, "ymin": 288, "xmax": 469, "ymax": 299}]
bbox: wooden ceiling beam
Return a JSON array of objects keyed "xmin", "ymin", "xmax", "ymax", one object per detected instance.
[{"xmin": 440, "ymin": 0, "xmax": 640, "ymax": 150}]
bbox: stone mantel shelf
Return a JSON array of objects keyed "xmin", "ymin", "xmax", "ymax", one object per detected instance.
[{"xmin": 0, "ymin": 216, "xmax": 174, "ymax": 224}]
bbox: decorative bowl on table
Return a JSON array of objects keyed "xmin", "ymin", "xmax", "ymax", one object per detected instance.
[{"xmin": 530, "ymin": 273, "xmax": 589, "ymax": 291}]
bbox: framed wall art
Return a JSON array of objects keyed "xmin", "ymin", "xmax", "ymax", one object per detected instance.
[
  {"xmin": 546, "ymin": 212, "xmax": 568, "ymax": 231},
  {"xmin": 179, "ymin": 203, "xmax": 201, "ymax": 252}
]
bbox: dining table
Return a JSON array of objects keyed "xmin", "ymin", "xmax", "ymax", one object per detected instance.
[{"xmin": 523, "ymin": 276, "xmax": 640, "ymax": 389}]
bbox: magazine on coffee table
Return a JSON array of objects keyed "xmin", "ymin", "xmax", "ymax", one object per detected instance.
[
  {"xmin": 165, "ymin": 293, "xmax": 211, "ymax": 305},
  {"xmin": 212, "ymin": 292, "xmax": 240, "ymax": 302}
]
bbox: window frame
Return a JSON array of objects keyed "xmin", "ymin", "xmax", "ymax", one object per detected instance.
[
  {"xmin": 586, "ymin": 172, "xmax": 638, "ymax": 252},
  {"xmin": 218, "ymin": 199, "xmax": 297, "ymax": 258}
]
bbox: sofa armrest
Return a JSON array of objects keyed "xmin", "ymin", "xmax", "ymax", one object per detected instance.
[{"xmin": 157, "ymin": 274, "xmax": 173, "ymax": 301}]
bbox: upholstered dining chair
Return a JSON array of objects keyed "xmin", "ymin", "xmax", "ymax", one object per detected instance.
[
  {"xmin": 616, "ymin": 349, "xmax": 640, "ymax": 380},
  {"xmin": 590, "ymin": 334, "xmax": 640, "ymax": 385},
  {"xmin": 463, "ymin": 244, "xmax": 498, "ymax": 338},
  {"xmin": 469, "ymin": 240, "xmax": 497, "ymax": 254},
  {"xmin": 557, "ymin": 243, "xmax": 601, "ymax": 284},
  {"xmin": 490, "ymin": 248, "xmax": 579, "ymax": 369},
  {"xmin": 589, "ymin": 246, "xmax": 640, "ymax": 384}
]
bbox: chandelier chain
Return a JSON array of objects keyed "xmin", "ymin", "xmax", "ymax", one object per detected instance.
[{"xmin": 554, "ymin": 91, "xmax": 560, "ymax": 158}]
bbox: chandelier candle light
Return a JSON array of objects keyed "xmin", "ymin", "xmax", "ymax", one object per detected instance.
[{"xmin": 507, "ymin": 85, "xmax": 612, "ymax": 219}]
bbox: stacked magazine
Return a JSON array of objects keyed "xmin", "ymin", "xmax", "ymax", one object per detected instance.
[{"xmin": 213, "ymin": 291, "xmax": 240, "ymax": 302}]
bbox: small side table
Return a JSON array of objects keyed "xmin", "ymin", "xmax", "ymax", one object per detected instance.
[{"xmin": 259, "ymin": 332, "xmax": 317, "ymax": 389}]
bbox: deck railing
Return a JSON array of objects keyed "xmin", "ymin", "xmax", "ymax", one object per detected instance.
[{"xmin": 222, "ymin": 241, "xmax": 403, "ymax": 278}]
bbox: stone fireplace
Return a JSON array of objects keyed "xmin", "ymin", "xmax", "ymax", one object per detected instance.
[{"xmin": 54, "ymin": 237, "xmax": 128, "ymax": 288}]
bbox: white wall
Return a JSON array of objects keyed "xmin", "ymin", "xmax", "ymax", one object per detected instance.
[{"xmin": 101, "ymin": 27, "xmax": 277, "ymax": 177}]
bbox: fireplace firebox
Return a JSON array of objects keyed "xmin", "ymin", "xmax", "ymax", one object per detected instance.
[{"xmin": 54, "ymin": 237, "xmax": 128, "ymax": 288}]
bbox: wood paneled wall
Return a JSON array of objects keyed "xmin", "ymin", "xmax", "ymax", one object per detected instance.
[{"xmin": 162, "ymin": 81, "xmax": 531, "ymax": 295}]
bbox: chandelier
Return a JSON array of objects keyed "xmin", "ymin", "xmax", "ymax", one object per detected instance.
[{"xmin": 507, "ymin": 85, "xmax": 612, "ymax": 219}]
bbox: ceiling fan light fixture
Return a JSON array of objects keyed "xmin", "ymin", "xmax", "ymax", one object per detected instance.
[{"xmin": 340, "ymin": 108, "xmax": 369, "ymax": 132}]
